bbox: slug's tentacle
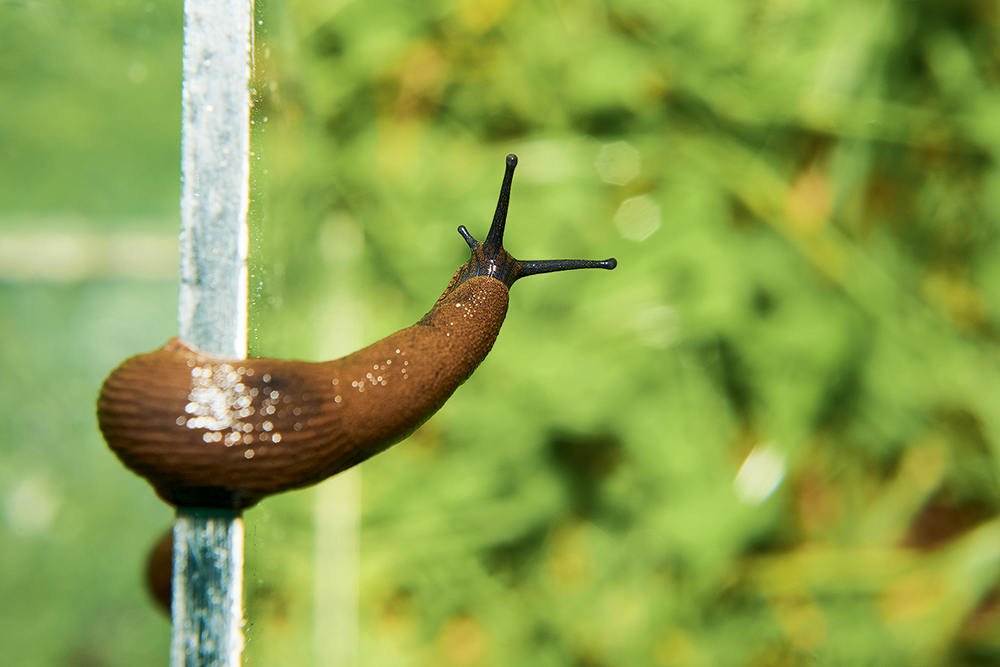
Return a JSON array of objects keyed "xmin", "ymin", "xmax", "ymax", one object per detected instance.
[
  {"xmin": 97, "ymin": 153, "xmax": 617, "ymax": 510},
  {"xmin": 445, "ymin": 154, "xmax": 616, "ymax": 293}
]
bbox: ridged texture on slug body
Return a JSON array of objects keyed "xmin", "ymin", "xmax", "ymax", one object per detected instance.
[{"xmin": 98, "ymin": 277, "xmax": 508, "ymax": 509}]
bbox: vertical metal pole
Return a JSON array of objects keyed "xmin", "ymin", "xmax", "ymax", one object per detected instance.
[
  {"xmin": 178, "ymin": 0, "xmax": 252, "ymax": 360},
  {"xmin": 172, "ymin": 510, "xmax": 245, "ymax": 666},
  {"xmin": 173, "ymin": 0, "xmax": 252, "ymax": 663}
]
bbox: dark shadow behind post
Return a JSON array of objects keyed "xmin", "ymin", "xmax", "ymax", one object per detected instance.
[{"xmin": 173, "ymin": 0, "xmax": 253, "ymax": 663}]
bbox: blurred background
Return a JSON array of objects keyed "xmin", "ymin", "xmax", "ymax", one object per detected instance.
[{"xmin": 4, "ymin": 0, "xmax": 1000, "ymax": 665}]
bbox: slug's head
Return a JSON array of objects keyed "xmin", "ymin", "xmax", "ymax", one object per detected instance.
[{"xmin": 444, "ymin": 154, "xmax": 616, "ymax": 295}]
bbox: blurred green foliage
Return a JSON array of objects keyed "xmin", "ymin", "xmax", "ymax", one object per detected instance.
[{"xmin": 4, "ymin": 0, "xmax": 1000, "ymax": 665}]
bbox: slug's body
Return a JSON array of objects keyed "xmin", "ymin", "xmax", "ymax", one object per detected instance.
[
  {"xmin": 100, "ymin": 277, "xmax": 508, "ymax": 508},
  {"xmin": 97, "ymin": 155, "xmax": 615, "ymax": 509}
]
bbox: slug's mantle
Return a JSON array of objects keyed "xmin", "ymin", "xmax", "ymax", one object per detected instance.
[{"xmin": 96, "ymin": 154, "xmax": 616, "ymax": 509}]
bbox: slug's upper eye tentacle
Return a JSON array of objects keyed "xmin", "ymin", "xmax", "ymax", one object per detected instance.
[
  {"xmin": 483, "ymin": 153, "xmax": 518, "ymax": 252},
  {"xmin": 450, "ymin": 153, "xmax": 617, "ymax": 292}
]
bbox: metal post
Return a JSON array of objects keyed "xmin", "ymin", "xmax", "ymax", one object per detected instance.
[
  {"xmin": 172, "ymin": 510, "xmax": 245, "ymax": 666},
  {"xmin": 172, "ymin": 0, "xmax": 253, "ymax": 663}
]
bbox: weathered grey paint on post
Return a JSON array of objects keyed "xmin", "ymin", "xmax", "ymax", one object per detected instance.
[
  {"xmin": 178, "ymin": 0, "xmax": 252, "ymax": 360},
  {"xmin": 172, "ymin": 510, "xmax": 245, "ymax": 666},
  {"xmin": 173, "ymin": 0, "xmax": 252, "ymax": 663}
]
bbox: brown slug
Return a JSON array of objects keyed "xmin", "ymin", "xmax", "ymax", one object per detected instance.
[{"xmin": 97, "ymin": 154, "xmax": 616, "ymax": 509}]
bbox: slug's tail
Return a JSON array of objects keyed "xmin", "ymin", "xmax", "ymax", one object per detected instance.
[{"xmin": 455, "ymin": 154, "xmax": 617, "ymax": 290}]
